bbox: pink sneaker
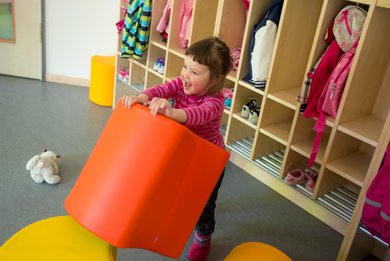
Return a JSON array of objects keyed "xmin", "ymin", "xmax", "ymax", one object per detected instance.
[
  {"xmin": 187, "ymin": 232, "xmax": 211, "ymax": 261},
  {"xmin": 284, "ymin": 169, "xmax": 307, "ymax": 186},
  {"xmin": 305, "ymin": 170, "xmax": 318, "ymax": 192}
]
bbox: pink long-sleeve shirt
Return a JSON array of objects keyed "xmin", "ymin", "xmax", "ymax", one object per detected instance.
[{"xmin": 142, "ymin": 77, "xmax": 225, "ymax": 149}]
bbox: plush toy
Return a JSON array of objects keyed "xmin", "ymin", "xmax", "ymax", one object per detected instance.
[{"xmin": 26, "ymin": 150, "xmax": 61, "ymax": 184}]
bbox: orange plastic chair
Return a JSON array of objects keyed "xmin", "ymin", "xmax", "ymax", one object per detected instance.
[{"xmin": 65, "ymin": 103, "xmax": 229, "ymax": 258}]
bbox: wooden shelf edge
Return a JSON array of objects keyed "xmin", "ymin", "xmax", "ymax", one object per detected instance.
[
  {"xmin": 228, "ymin": 150, "xmax": 347, "ymax": 235},
  {"xmin": 326, "ymin": 151, "xmax": 372, "ymax": 187},
  {"xmin": 267, "ymin": 87, "xmax": 300, "ymax": 110},
  {"xmin": 338, "ymin": 115, "xmax": 384, "ymax": 147},
  {"xmin": 168, "ymin": 48, "xmax": 186, "ymax": 59},
  {"xmin": 232, "ymin": 113, "xmax": 257, "ymax": 129},
  {"xmin": 132, "ymin": 59, "xmax": 147, "ymax": 69},
  {"xmin": 238, "ymin": 80, "xmax": 265, "ymax": 95},
  {"xmin": 150, "ymin": 40, "xmax": 167, "ymax": 50},
  {"xmin": 260, "ymin": 128, "xmax": 288, "ymax": 146},
  {"xmin": 148, "ymin": 68, "xmax": 164, "ymax": 79}
]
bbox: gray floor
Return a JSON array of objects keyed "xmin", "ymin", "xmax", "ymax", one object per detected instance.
[{"xmin": 0, "ymin": 75, "xmax": 343, "ymax": 260}]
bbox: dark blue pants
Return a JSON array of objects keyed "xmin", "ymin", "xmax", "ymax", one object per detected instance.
[{"xmin": 195, "ymin": 169, "xmax": 225, "ymax": 236}]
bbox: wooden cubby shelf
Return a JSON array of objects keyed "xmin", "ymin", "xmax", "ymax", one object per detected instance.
[
  {"xmin": 326, "ymin": 151, "xmax": 371, "ymax": 187},
  {"xmin": 338, "ymin": 115, "xmax": 385, "ymax": 147},
  {"xmin": 113, "ymin": 0, "xmax": 390, "ymax": 260},
  {"xmin": 267, "ymin": 87, "xmax": 300, "ymax": 110},
  {"xmin": 260, "ymin": 120, "xmax": 292, "ymax": 146}
]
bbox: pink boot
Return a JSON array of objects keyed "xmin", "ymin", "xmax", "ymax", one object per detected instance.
[{"xmin": 187, "ymin": 232, "xmax": 211, "ymax": 261}]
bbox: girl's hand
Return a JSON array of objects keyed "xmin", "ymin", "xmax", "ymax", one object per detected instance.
[
  {"xmin": 121, "ymin": 94, "xmax": 148, "ymax": 109},
  {"xmin": 148, "ymin": 97, "xmax": 172, "ymax": 116}
]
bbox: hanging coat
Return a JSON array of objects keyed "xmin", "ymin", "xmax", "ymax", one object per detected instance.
[
  {"xmin": 244, "ymin": 0, "xmax": 284, "ymax": 90},
  {"xmin": 121, "ymin": 0, "xmax": 152, "ymax": 60},
  {"xmin": 361, "ymin": 143, "xmax": 390, "ymax": 245}
]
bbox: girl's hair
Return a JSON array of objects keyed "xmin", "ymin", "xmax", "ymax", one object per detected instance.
[{"xmin": 185, "ymin": 37, "xmax": 233, "ymax": 94}]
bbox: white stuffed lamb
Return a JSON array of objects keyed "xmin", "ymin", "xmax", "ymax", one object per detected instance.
[{"xmin": 26, "ymin": 150, "xmax": 61, "ymax": 184}]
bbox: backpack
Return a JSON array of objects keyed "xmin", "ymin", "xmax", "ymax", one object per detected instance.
[
  {"xmin": 297, "ymin": 20, "xmax": 335, "ymax": 106},
  {"xmin": 305, "ymin": 5, "xmax": 366, "ymax": 168},
  {"xmin": 361, "ymin": 143, "xmax": 390, "ymax": 244},
  {"xmin": 320, "ymin": 45, "xmax": 356, "ymax": 118}
]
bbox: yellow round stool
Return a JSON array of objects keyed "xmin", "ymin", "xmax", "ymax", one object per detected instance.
[
  {"xmin": 89, "ymin": 55, "xmax": 116, "ymax": 107},
  {"xmin": 0, "ymin": 216, "xmax": 116, "ymax": 261},
  {"xmin": 224, "ymin": 242, "xmax": 292, "ymax": 261}
]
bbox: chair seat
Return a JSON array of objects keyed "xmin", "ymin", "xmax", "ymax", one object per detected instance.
[
  {"xmin": 0, "ymin": 216, "xmax": 116, "ymax": 261},
  {"xmin": 224, "ymin": 242, "xmax": 292, "ymax": 261}
]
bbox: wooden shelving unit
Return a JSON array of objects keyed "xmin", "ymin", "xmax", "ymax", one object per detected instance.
[{"xmin": 113, "ymin": 0, "xmax": 390, "ymax": 260}]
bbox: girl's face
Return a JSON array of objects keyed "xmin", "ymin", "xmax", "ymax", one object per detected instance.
[{"xmin": 181, "ymin": 56, "xmax": 212, "ymax": 96}]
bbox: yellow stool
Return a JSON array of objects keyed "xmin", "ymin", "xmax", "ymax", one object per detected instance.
[
  {"xmin": 0, "ymin": 216, "xmax": 116, "ymax": 261},
  {"xmin": 224, "ymin": 242, "xmax": 292, "ymax": 261},
  {"xmin": 89, "ymin": 55, "xmax": 116, "ymax": 106}
]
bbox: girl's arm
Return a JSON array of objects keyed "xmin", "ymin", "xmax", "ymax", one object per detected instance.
[
  {"xmin": 122, "ymin": 77, "xmax": 181, "ymax": 109},
  {"xmin": 142, "ymin": 77, "xmax": 182, "ymax": 100}
]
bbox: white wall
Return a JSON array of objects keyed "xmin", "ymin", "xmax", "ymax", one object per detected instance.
[{"xmin": 45, "ymin": 0, "xmax": 118, "ymax": 85}]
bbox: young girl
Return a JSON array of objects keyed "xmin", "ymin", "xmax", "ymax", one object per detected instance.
[{"xmin": 121, "ymin": 37, "xmax": 232, "ymax": 261}]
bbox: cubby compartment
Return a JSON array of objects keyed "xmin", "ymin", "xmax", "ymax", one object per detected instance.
[
  {"xmin": 129, "ymin": 62, "xmax": 146, "ymax": 92},
  {"xmin": 165, "ymin": 52, "xmax": 184, "ymax": 80},
  {"xmin": 165, "ymin": 0, "xmax": 185, "ymax": 56},
  {"xmin": 114, "ymin": 79, "xmax": 140, "ymax": 105},
  {"xmin": 252, "ymin": 133, "xmax": 286, "ymax": 178},
  {"xmin": 215, "ymin": 0, "xmax": 247, "ymax": 80},
  {"xmin": 226, "ymin": 117, "xmax": 256, "ymax": 159},
  {"xmin": 222, "ymin": 78, "xmax": 235, "ymax": 112},
  {"xmin": 149, "ymin": 0, "xmax": 169, "ymax": 48},
  {"xmin": 147, "ymin": 44, "xmax": 166, "ymax": 76},
  {"xmin": 188, "ymin": 0, "xmax": 219, "ymax": 47},
  {"xmin": 337, "ymin": 4, "xmax": 390, "ymax": 147},
  {"xmin": 259, "ymin": 98, "xmax": 294, "ymax": 146},
  {"xmin": 290, "ymin": 113, "xmax": 332, "ymax": 165},
  {"xmin": 282, "ymin": 149, "xmax": 321, "ymax": 196},
  {"xmin": 231, "ymin": 84, "xmax": 263, "ymax": 128},
  {"xmin": 238, "ymin": 0, "xmax": 273, "ymax": 83},
  {"xmin": 144, "ymin": 71, "xmax": 163, "ymax": 89},
  {"xmin": 326, "ymin": 131, "xmax": 375, "ymax": 187},
  {"xmin": 316, "ymin": 169, "xmax": 360, "ymax": 223},
  {"xmin": 266, "ymin": 0, "xmax": 323, "ymax": 104},
  {"xmin": 216, "ymin": 0, "xmax": 246, "ymax": 52},
  {"xmin": 116, "ymin": 56, "xmax": 130, "ymax": 85}
]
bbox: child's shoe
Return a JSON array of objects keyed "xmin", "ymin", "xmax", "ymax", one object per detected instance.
[
  {"xmin": 153, "ymin": 59, "xmax": 160, "ymax": 71},
  {"xmin": 157, "ymin": 62, "xmax": 165, "ymax": 74},
  {"xmin": 305, "ymin": 168, "xmax": 318, "ymax": 192},
  {"xmin": 241, "ymin": 104, "xmax": 250, "ymax": 118},
  {"xmin": 240, "ymin": 98, "xmax": 259, "ymax": 118},
  {"xmin": 284, "ymin": 169, "xmax": 306, "ymax": 186},
  {"xmin": 248, "ymin": 108, "xmax": 260, "ymax": 125},
  {"xmin": 187, "ymin": 232, "xmax": 211, "ymax": 261}
]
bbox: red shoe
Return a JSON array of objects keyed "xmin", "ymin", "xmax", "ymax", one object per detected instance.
[
  {"xmin": 305, "ymin": 169, "xmax": 318, "ymax": 192},
  {"xmin": 187, "ymin": 232, "xmax": 211, "ymax": 261},
  {"xmin": 284, "ymin": 169, "xmax": 306, "ymax": 186}
]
